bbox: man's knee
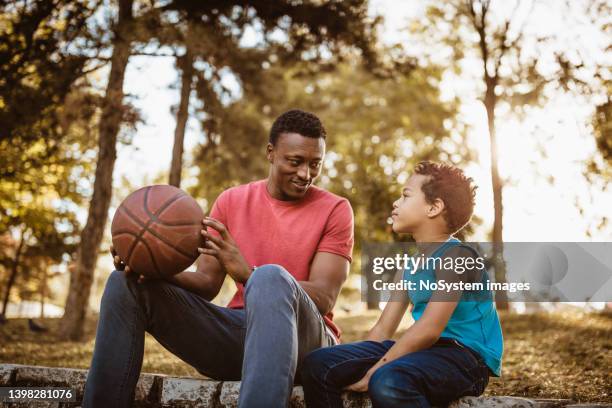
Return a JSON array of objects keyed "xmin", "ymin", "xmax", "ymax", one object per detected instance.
[
  {"xmin": 102, "ymin": 270, "xmax": 154, "ymax": 308},
  {"xmin": 102, "ymin": 270, "xmax": 132, "ymax": 302},
  {"xmin": 244, "ymin": 264, "xmax": 296, "ymax": 302},
  {"xmin": 368, "ymin": 365, "xmax": 421, "ymax": 407}
]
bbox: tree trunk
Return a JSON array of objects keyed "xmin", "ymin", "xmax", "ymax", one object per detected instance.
[
  {"xmin": 59, "ymin": 0, "xmax": 134, "ymax": 340},
  {"xmin": 484, "ymin": 82, "xmax": 509, "ymax": 310},
  {"xmin": 168, "ymin": 50, "xmax": 194, "ymax": 188},
  {"xmin": 472, "ymin": 0, "xmax": 510, "ymax": 311},
  {"xmin": 40, "ymin": 266, "xmax": 47, "ymax": 319},
  {"xmin": 0, "ymin": 230, "xmax": 27, "ymax": 318},
  {"xmin": 366, "ymin": 268, "xmax": 381, "ymax": 310}
]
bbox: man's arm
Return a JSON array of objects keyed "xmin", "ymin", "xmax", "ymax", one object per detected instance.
[
  {"xmin": 112, "ymin": 239, "xmax": 227, "ymax": 301},
  {"xmin": 166, "ymin": 253, "xmax": 226, "ymax": 301},
  {"xmin": 299, "ymin": 251, "xmax": 350, "ymax": 315}
]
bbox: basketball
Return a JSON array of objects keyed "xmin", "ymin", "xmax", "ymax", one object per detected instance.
[{"xmin": 110, "ymin": 185, "xmax": 205, "ymax": 278}]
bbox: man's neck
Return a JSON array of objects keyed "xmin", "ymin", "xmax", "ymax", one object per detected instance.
[{"xmin": 266, "ymin": 178, "xmax": 288, "ymax": 201}]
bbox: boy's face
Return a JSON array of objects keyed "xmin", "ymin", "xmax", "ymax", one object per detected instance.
[{"xmin": 391, "ymin": 174, "xmax": 431, "ymax": 233}]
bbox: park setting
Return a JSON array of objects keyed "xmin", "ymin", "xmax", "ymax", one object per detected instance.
[{"xmin": 0, "ymin": 0, "xmax": 610, "ymax": 407}]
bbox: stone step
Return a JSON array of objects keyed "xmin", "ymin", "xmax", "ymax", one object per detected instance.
[{"xmin": 0, "ymin": 363, "xmax": 597, "ymax": 408}]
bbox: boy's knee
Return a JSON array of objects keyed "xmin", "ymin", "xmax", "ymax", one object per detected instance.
[
  {"xmin": 300, "ymin": 347, "xmax": 329, "ymax": 380},
  {"xmin": 369, "ymin": 366, "xmax": 420, "ymax": 406}
]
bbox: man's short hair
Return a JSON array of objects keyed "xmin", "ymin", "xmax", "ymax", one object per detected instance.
[
  {"xmin": 414, "ymin": 161, "xmax": 477, "ymax": 234},
  {"xmin": 269, "ymin": 109, "xmax": 327, "ymax": 145}
]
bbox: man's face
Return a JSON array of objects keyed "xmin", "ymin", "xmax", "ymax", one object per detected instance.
[
  {"xmin": 391, "ymin": 174, "xmax": 431, "ymax": 233},
  {"xmin": 267, "ymin": 132, "xmax": 325, "ymax": 200}
]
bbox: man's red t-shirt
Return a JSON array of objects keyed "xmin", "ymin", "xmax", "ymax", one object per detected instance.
[{"xmin": 208, "ymin": 179, "xmax": 354, "ymax": 339}]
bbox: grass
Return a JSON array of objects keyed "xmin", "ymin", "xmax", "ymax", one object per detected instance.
[{"xmin": 1, "ymin": 309, "xmax": 610, "ymax": 403}]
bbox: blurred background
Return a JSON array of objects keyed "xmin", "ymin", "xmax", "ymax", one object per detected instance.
[{"xmin": 0, "ymin": 0, "xmax": 610, "ymax": 402}]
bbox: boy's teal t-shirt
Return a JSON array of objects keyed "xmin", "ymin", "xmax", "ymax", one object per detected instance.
[{"xmin": 403, "ymin": 238, "xmax": 504, "ymax": 376}]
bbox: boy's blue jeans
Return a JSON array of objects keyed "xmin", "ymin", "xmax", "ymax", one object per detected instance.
[
  {"xmin": 301, "ymin": 338, "xmax": 490, "ymax": 408},
  {"xmin": 82, "ymin": 264, "xmax": 334, "ymax": 408}
]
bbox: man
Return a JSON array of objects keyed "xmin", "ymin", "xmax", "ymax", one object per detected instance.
[{"xmin": 83, "ymin": 109, "xmax": 354, "ymax": 408}]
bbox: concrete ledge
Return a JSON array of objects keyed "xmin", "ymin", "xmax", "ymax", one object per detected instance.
[
  {"xmin": 160, "ymin": 376, "xmax": 221, "ymax": 407},
  {"xmin": 0, "ymin": 364, "xmax": 600, "ymax": 408}
]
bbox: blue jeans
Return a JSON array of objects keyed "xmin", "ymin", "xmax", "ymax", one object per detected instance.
[
  {"xmin": 301, "ymin": 338, "xmax": 490, "ymax": 408},
  {"xmin": 82, "ymin": 264, "xmax": 334, "ymax": 408}
]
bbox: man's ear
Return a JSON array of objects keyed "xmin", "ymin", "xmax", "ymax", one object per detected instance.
[
  {"xmin": 266, "ymin": 143, "xmax": 274, "ymax": 163},
  {"xmin": 427, "ymin": 198, "xmax": 445, "ymax": 218}
]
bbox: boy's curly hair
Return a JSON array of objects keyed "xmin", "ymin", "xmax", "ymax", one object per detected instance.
[
  {"xmin": 269, "ymin": 109, "xmax": 327, "ymax": 145},
  {"xmin": 414, "ymin": 161, "xmax": 477, "ymax": 234}
]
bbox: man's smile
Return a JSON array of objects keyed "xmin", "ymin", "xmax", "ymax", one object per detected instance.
[{"xmin": 291, "ymin": 180, "xmax": 310, "ymax": 190}]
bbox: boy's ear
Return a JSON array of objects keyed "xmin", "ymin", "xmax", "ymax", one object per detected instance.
[{"xmin": 427, "ymin": 198, "xmax": 445, "ymax": 218}]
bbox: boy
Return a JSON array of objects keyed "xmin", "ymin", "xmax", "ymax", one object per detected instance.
[{"xmin": 300, "ymin": 161, "xmax": 503, "ymax": 408}]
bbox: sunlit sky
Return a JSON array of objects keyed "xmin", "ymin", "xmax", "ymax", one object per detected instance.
[{"xmin": 107, "ymin": 0, "xmax": 610, "ymax": 243}]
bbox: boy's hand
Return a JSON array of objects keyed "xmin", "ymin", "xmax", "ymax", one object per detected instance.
[
  {"xmin": 345, "ymin": 368, "xmax": 375, "ymax": 392},
  {"xmin": 110, "ymin": 245, "xmax": 147, "ymax": 283}
]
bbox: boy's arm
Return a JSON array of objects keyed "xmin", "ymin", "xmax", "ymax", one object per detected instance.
[
  {"xmin": 347, "ymin": 298, "xmax": 460, "ymax": 391},
  {"xmin": 366, "ymin": 300, "xmax": 410, "ymax": 341},
  {"xmin": 347, "ymin": 246, "xmax": 470, "ymax": 392},
  {"xmin": 366, "ymin": 269, "xmax": 411, "ymax": 341},
  {"xmin": 369, "ymin": 300, "xmax": 459, "ymax": 367}
]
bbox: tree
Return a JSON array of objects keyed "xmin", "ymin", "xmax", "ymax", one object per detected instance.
[
  {"xmin": 168, "ymin": 29, "xmax": 194, "ymax": 187},
  {"xmin": 0, "ymin": 1, "xmax": 101, "ymax": 321},
  {"xmin": 587, "ymin": 94, "xmax": 612, "ymax": 181},
  {"xmin": 158, "ymin": 0, "xmax": 380, "ymax": 188},
  {"xmin": 0, "ymin": 85, "xmax": 100, "ymax": 321},
  {"xmin": 59, "ymin": 0, "xmax": 382, "ymax": 338},
  {"xmin": 0, "ymin": 208, "xmax": 79, "ymax": 319},
  {"xmin": 60, "ymin": 0, "xmax": 135, "ymax": 340},
  {"xmin": 0, "ymin": 0, "xmax": 98, "ymax": 180},
  {"xmin": 413, "ymin": 0, "xmax": 610, "ymax": 308},
  {"xmin": 1, "ymin": 228, "xmax": 26, "ymax": 318},
  {"xmin": 187, "ymin": 56, "xmax": 471, "ymax": 308}
]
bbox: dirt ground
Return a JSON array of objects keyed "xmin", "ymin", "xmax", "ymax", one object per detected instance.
[{"xmin": 1, "ymin": 309, "xmax": 610, "ymax": 403}]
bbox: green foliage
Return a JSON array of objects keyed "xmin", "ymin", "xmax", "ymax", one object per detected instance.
[
  {"xmin": 0, "ymin": 0, "xmax": 101, "ymax": 308},
  {"xmin": 132, "ymin": 0, "xmax": 388, "ymax": 207},
  {"xmin": 0, "ymin": 0, "xmax": 97, "ymax": 148},
  {"xmin": 586, "ymin": 94, "xmax": 612, "ymax": 182},
  {"xmin": 189, "ymin": 58, "xmax": 475, "ymax": 250},
  {"xmin": 160, "ymin": 0, "xmax": 379, "ymax": 62},
  {"xmin": 0, "ymin": 0, "xmax": 101, "ymax": 234},
  {"xmin": 133, "ymin": 0, "xmax": 387, "ymax": 189},
  {"xmin": 130, "ymin": 0, "xmax": 383, "ymax": 117},
  {"xmin": 1, "ymin": 0, "xmax": 607, "ymax": 319},
  {"xmin": 411, "ymin": 0, "xmax": 610, "ymax": 114}
]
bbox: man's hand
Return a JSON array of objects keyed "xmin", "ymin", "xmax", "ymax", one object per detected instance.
[
  {"xmin": 199, "ymin": 217, "xmax": 251, "ymax": 284},
  {"xmin": 110, "ymin": 245, "xmax": 147, "ymax": 283}
]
